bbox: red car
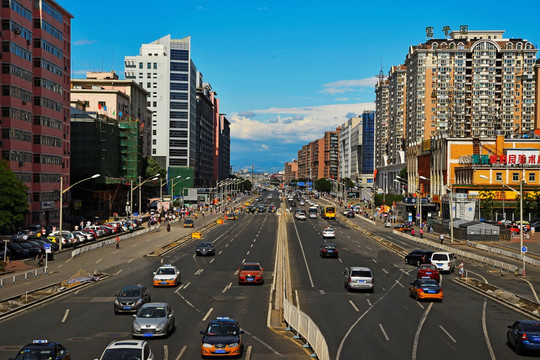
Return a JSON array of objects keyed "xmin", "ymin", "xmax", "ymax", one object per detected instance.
[
  {"xmin": 238, "ymin": 262, "xmax": 264, "ymax": 285},
  {"xmin": 416, "ymin": 264, "xmax": 440, "ymax": 282}
]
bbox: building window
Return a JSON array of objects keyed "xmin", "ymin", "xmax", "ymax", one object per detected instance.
[
  {"xmin": 529, "ymin": 173, "xmax": 536, "ymax": 183},
  {"xmin": 147, "ymin": 62, "xmax": 151, "ymax": 69},
  {"xmin": 496, "ymin": 173, "xmax": 502, "ymax": 182},
  {"xmin": 152, "ymin": 139, "xmax": 156, "ymax": 145},
  {"xmin": 512, "ymin": 172, "xmax": 519, "ymax": 182},
  {"xmin": 152, "ymin": 130, "xmax": 156, "ymax": 135},
  {"xmin": 139, "ymin": 62, "xmax": 143, "ymax": 69},
  {"xmin": 152, "ymin": 149, "xmax": 156, "ymax": 154},
  {"xmin": 153, "ymin": 63, "xmax": 157, "ymax": 69}
]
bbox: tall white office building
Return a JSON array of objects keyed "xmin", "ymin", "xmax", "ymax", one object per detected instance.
[{"xmin": 125, "ymin": 35, "xmax": 197, "ymax": 172}]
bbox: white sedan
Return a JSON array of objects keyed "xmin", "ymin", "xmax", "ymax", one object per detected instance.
[{"xmin": 322, "ymin": 227, "xmax": 335, "ymax": 239}]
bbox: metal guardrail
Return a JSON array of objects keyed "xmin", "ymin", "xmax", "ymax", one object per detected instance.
[
  {"xmin": 469, "ymin": 242, "xmax": 540, "ymax": 267},
  {"xmin": 283, "ymin": 298, "xmax": 329, "ymax": 360},
  {"xmin": 0, "ymin": 266, "xmax": 48, "ymax": 288},
  {"xmin": 395, "ymin": 231, "xmax": 520, "ymax": 273}
]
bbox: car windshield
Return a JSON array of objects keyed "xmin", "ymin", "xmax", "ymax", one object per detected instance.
[
  {"xmin": 198, "ymin": 242, "xmax": 212, "ymax": 247},
  {"xmin": 419, "ymin": 280, "xmax": 439, "ymax": 287},
  {"xmin": 521, "ymin": 323, "xmax": 540, "ymax": 332},
  {"xmin": 15, "ymin": 349, "xmax": 54, "ymax": 360},
  {"xmin": 241, "ymin": 264, "xmax": 261, "ymax": 271},
  {"xmin": 119, "ymin": 288, "xmax": 141, "ymax": 297},
  {"xmin": 157, "ymin": 268, "xmax": 175, "ymax": 275},
  {"xmin": 419, "ymin": 265, "xmax": 438, "ymax": 270},
  {"xmin": 101, "ymin": 348, "xmax": 142, "ymax": 360},
  {"xmin": 323, "ymin": 245, "xmax": 336, "ymax": 249},
  {"xmin": 432, "ymin": 254, "xmax": 449, "ymax": 261},
  {"xmin": 137, "ymin": 307, "xmax": 166, "ymax": 318},
  {"xmin": 206, "ymin": 323, "xmax": 238, "ymax": 336},
  {"xmin": 351, "ymin": 270, "xmax": 371, "ymax": 277}
]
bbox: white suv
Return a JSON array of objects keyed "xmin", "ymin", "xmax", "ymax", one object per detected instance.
[
  {"xmin": 430, "ymin": 252, "xmax": 456, "ymax": 274},
  {"xmin": 95, "ymin": 340, "xmax": 154, "ymax": 360}
]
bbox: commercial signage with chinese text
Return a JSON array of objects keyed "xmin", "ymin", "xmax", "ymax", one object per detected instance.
[{"xmin": 459, "ymin": 150, "xmax": 540, "ymax": 166}]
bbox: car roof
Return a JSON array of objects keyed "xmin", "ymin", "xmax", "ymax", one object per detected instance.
[
  {"xmin": 243, "ymin": 262, "xmax": 260, "ymax": 265},
  {"xmin": 106, "ymin": 340, "xmax": 147, "ymax": 349},
  {"xmin": 140, "ymin": 302, "xmax": 168, "ymax": 308},
  {"xmin": 208, "ymin": 317, "xmax": 238, "ymax": 325},
  {"xmin": 417, "ymin": 278, "xmax": 439, "ymax": 284},
  {"xmin": 350, "ymin": 266, "xmax": 371, "ymax": 271}
]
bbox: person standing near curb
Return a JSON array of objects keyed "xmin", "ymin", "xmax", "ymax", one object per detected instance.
[
  {"xmin": 458, "ymin": 260, "xmax": 464, "ymax": 278},
  {"xmin": 439, "ymin": 233, "xmax": 444, "ymax": 244}
]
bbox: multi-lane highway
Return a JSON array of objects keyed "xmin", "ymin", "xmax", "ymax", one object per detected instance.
[
  {"xmin": 286, "ymin": 201, "xmax": 535, "ymax": 359},
  {"xmin": 1, "ymin": 191, "xmax": 538, "ymax": 359}
]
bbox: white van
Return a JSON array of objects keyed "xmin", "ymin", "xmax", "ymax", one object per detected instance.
[{"xmin": 430, "ymin": 252, "xmax": 456, "ymax": 273}]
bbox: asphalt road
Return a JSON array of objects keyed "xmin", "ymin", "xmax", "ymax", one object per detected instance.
[
  {"xmin": 0, "ymin": 194, "xmax": 309, "ymax": 359},
  {"xmin": 286, "ymin": 205, "xmax": 532, "ymax": 359}
]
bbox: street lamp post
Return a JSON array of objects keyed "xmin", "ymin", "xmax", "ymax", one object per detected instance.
[
  {"xmin": 59, "ymin": 174, "xmax": 100, "ymax": 251},
  {"xmin": 419, "ymin": 176, "xmax": 431, "ymax": 229},
  {"xmin": 131, "ymin": 174, "xmax": 160, "ymax": 224},
  {"xmin": 480, "ymin": 174, "xmax": 525, "ymax": 276}
]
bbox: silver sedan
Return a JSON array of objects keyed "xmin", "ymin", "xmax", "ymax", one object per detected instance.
[{"xmin": 132, "ymin": 302, "xmax": 175, "ymax": 338}]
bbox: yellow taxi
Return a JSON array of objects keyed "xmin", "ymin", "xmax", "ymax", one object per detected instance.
[
  {"xmin": 184, "ymin": 219, "xmax": 194, "ymax": 228},
  {"xmin": 152, "ymin": 264, "xmax": 181, "ymax": 287}
]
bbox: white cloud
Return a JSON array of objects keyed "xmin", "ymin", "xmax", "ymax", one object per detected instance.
[
  {"xmin": 230, "ymin": 102, "xmax": 375, "ymax": 144},
  {"xmin": 321, "ymin": 76, "xmax": 378, "ymax": 94},
  {"xmin": 261, "ymin": 144, "xmax": 269, "ymax": 150},
  {"xmin": 73, "ymin": 39, "xmax": 97, "ymax": 46}
]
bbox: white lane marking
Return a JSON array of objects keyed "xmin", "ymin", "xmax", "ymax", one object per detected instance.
[
  {"xmin": 349, "ymin": 300, "xmax": 359, "ymax": 312},
  {"xmin": 382, "ymin": 269, "xmax": 388, "ymax": 274},
  {"xmin": 210, "ymin": 258, "xmax": 215, "ymax": 263},
  {"xmin": 128, "ymin": 258, "xmax": 134, "ymax": 263},
  {"xmin": 366, "ymin": 299, "xmax": 372, "ymax": 306},
  {"xmin": 292, "ymin": 217, "xmax": 315, "ymax": 288},
  {"xmin": 366, "ymin": 246, "xmax": 372, "ymax": 250},
  {"xmin": 242, "ymin": 258, "xmax": 245, "ymax": 263},
  {"xmin": 395, "ymin": 280, "xmax": 404, "ymax": 288},
  {"xmin": 245, "ymin": 345, "xmax": 252, "ymax": 360},
  {"xmin": 411, "ymin": 302, "xmax": 433, "ymax": 360},
  {"xmin": 114, "ymin": 269, "xmax": 123, "ymax": 276},
  {"xmin": 372, "ymin": 259, "xmax": 377, "ymax": 263},
  {"xmin": 439, "ymin": 325, "xmax": 457, "ymax": 343},
  {"xmin": 65, "ymin": 258, "xmax": 71, "ymax": 263},
  {"xmin": 163, "ymin": 345, "xmax": 168, "ymax": 360},
  {"xmin": 234, "ymin": 270, "xmax": 239, "ymax": 275},
  {"xmin": 61, "ymin": 309, "xmax": 70, "ymax": 323},
  {"xmin": 139, "ymin": 250, "xmax": 146, "ymax": 255},
  {"xmin": 131, "ymin": 244, "xmax": 138, "ymax": 248},
  {"xmin": 379, "ymin": 324, "xmax": 390, "ymax": 341},
  {"xmin": 112, "ymin": 250, "xmax": 119, "ymax": 254},
  {"xmin": 203, "ymin": 307, "xmax": 214, "ymax": 321},
  {"xmin": 468, "ymin": 270, "xmax": 488, "ymax": 283},
  {"xmin": 250, "ymin": 244, "xmax": 254, "ymax": 248},
  {"xmin": 338, "ymin": 258, "xmax": 343, "ymax": 263},
  {"xmin": 319, "ymin": 290, "xmax": 325, "ymax": 295},
  {"xmin": 522, "ymin": 278, "xmax": 540, "ymax": 302},
  {"xmin": 74, "ymin": 289, "xmax": 81, "ymax": 295},
  {"xmin": 416, "ymin": 302, "xmax": 424, "ymax": 310},
  {"xmin": 225, "ymin": 243, "xmax": 229, "ymax": 247},
  {"xmin": 346, "ymin": 235, "xmax": 350, "ymax": 239},
  {"xmin": 246, "ymin": 251, "xmax": 250, "ymax": 255},
  {"xmin": 482, "ymin": 299, "xmax": 497, "ymax": 359},
  {"xmin": 253, "ymin": 239, "xmax": 256, "ymax": 242},
  {"xmin": 96, "ymin": 259, "xmax": 102, "ymax": 264},
  {"xmin": 182, "ymin": 282, "xmax": 191, "ymax": 290},
  {"xmin": 222, "ymin": 282, "xmax": 232, "ymax": 293},
  {"xmin": 58, "ymin": 264, "xmax": 63, "ymax": 268},
  {"xmin": 219, "ymin": 250, "xmax": 223, "ymax": 255},
  {"xmin": 195, "ymin": 269, "xmax": 204, "ymax": 275},
  {"xmin": 174, "ymin": 345, "xmax": 187, "ymax": 360}
]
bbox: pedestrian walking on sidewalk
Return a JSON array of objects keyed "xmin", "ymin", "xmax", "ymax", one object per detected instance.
[
  {"xmin": 420, "ymin": 228, "xmax": 423, "ymax": 238},
  {"xmin": 411, "ymin": 228, "xmax": 415, "ymax": 237},
  {"xmin": 439, "ymin": 233, "xmax": 444, "ymax": 244}
]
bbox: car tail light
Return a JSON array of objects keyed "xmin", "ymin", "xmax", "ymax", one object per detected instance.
[
  {"xmin": 522, "ymin": 333, "xmax": 528, "ymax": 341},
  {"xmin": 371, "ymin": 277, "xmax": 374, "ymax": 284},
  {"xmin": 347, "ymin": 277, "xmax": 351, "ymax": 283}
]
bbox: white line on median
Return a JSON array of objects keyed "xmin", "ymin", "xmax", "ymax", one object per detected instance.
[
  {"xmin": 245, "ymin": 345, "xmax": 252, "ymax": 360},
  {"xmin": 96, "ymin": 259, "xmax": 102, "ymax": 264},
  {"xmin": 379, "ymin": 324, "xmax": 389, "ymax": 341},
  {"xmin": 203, "ymin": 307, "xmax": 214, "ymax": 321},
  {"xmin": 482, "ymin": 299, "xmax": 496, "ymax": 359},
  {"xmin": 439, "ymin": 325, "xmax": 457, "ymax": 343},
  {"xmin": 61, "ymin": 309, "xmax": 69, "ymax": 323},
  {"xmin": 411, "ymin": 303, "xmax": 433, "ymax": 360},
  {"xmin": 522, "ymin": 278, "xmax": 540, "ymax": 302},
  {"xmin": 174, "ymin": 345, "xmax": 187, "ymax": 360},
  {"xmin": 349, "ymin": 300, "xmax": 359, "ymax": 312},
  {"xmin": 163, "ymin": 345, "xmax": 168, "ymax": 360}
]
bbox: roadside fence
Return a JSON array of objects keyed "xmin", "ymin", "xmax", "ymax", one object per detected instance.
[
  {"xmin": 283, "ymin": 298, "xmax": 329, "ymax": 360},
  {"xmin": 0, "ymin": 266, "xmax": 48, "ymax": 288}
]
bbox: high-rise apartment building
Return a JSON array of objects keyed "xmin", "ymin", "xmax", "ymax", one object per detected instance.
[
  {"xmin": 195, "ymin": 73, "xmax": 216, "ymax": 187},
  {"xmin": 339, "ymin": 116, "xmax": 361, "ymax": 180},
  {"xmin": 374, "ymin": 77, "xmax": 389, "ymax": 168},
  {"xmin": 296, "ymin": 130, "xmax": 340, "ymax": 181},
  {"xmin": 125, "ymin": 35, "xmax": 197, "ymax": 178},
  {"xmin": 217, "ymin": 114, "xmax": 230, "ymax": 181},
  {"xmin": 284, "ymin": 160, "xmax": 298, "ymax": 184},
  {"xmin": 405, "ymin": 30, "xmax": 537, "ymax": 144},
  {"xmin": 1, "ymin": 0, "xmax": 73, "ymax": 226},
  {"xmin": 360, "ymin": 111, "xmax": 375, "ymax": 176},
  {"xmin": 387, "ymin": 65, "xmax": 407, "ymax": 165}
]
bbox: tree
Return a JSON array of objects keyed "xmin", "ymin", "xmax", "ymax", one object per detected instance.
[
  {"xmin": 398, "ymin": 167, "xmax": 407, "ymax": 182},
  {"xmin": 145, "ymin": 157, "xmax": 166, "ymax": 180},
  {"xmin": 0, "ymin": 159, "xmax": 29, "ymax": 232},
  {"xmin": 315, "ymin": 178, "xmax": 331, "ymax": 193}
]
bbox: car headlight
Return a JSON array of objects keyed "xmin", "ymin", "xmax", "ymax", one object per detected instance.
[
  {"xmin": 114, "ymin": 299, "xmax": 120, "ymax": 305},
  {"xmin": 135, "ymin": 299, "xmax": 143, "ymax": 305},
  {"xmin": 153, "ymin": 277, "xmax": 159, "ymax": 282},
  {"xmin": 256, "ymin": 274, "xmax": 262, "ymax": 278},
  {"xmin": 202, "ymin": 343, "xmax": 213, "ymax": 348},
  {"xmin": 156, "ymin": 321, "xmax": 166, "ymax": 331},
  {"xmin": 133, "ymin": 321, "xmax": 141, "ymax": 331},
  {"xmin": 229, "ymin": 343, "xmax": 239, "ymax": 348}
]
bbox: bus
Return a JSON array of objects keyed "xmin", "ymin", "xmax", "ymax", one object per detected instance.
[
  {"xmin": 308, "ymin": 206, "xmax": 317, "ymax": 219},
  {"xmin": 321, "ymin": 206, "xmax": 336, "ymax": 219}
]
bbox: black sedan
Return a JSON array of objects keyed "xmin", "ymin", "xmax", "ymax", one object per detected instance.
[
  {"xmin": 7, "ymin": 242, "xmax": 31, "ymax": 259},
  {"xmin": 319, "ymin": 243, "xmax": 339, "ymax": 258},
  {"xmin": 11, "ymin": 340, "xmax": 70, "ymax": 360},
  {"xmin": 343, "ymin": 210, "xmax": 355, "ymax": 218},
  {"xmin": 404, "ymin": 249, "xmax": 434, "ymax": 267},
  {"xmin": 196, "ymin": 241, "xmax": 215, "ymax": 256},
  {"xmin": 507, "ymin": 320, "xmax": 540, "ymax": 354},
  {"xmin": 114, "ymin": 285, "xmax": 151, "ymax": 314}
]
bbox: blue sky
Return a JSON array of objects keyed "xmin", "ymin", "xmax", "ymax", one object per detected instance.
[{"xmin": 68, "ymin": 0, "xmax": 540, "ymax": 173}]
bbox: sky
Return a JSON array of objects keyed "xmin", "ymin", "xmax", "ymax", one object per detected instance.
[{"xmin": 67, "ymin": 0, "xmax": 540, "ymax": 173}]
